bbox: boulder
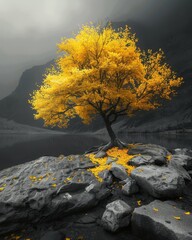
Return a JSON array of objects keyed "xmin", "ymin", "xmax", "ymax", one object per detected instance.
[
  {"xmin": 98, "ymin": 170, "xmax": 113, "ymax": 185},
  {"xmin": 174, "ymin": 148, "xmax": 192, "ymax": 157},
  {"xmin": 170, "ymin": 154, "xmax": 192, "ymax": 171},
  {"xmin": 101, "ymin": 200, "xmax": 132, "ymax": 232},
  {"xmin": 132, "ymin": 200, "xmax": 192, "ymax": 240},
  {"xmin": 168, "ymin": 160, "xmax": 191, "ymax": 181},
  {"xmin": 131, "ymin": 165, "xmax": 185, "ymax": 198},
  {"xmin": 129, "ymin": 155, "xmax": 154, "ymax": 166},
  {"xmin": 0, "ymin": 155, "xmax": 109, "ymax": 235},
  {"xmin": 122, "ymin": 177, "xmax": 139, "ymax": 196},
  {"xmin": 128, "ymin": 144, "xmax": 170, "ymax": 158},
  {"xmin": 110, "ymin": 162, "xmax": 129, "ymax": 180}
]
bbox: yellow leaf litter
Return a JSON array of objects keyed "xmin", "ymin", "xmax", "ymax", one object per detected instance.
[{"xmin": 86, "ymin": 147, "xmax": 135, "ymax": 182}]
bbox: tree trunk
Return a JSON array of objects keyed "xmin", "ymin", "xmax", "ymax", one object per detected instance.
[
  {"xmin": 85, "ymin": 116, "xmax": 127, "ymax": 154},
  {"xmin": 104, "ymin": 117, "xmax": 117, "ymax": 143},
  {"xmin": 102, "ymin": 117, "xmax": 127, "ymax": 150}
]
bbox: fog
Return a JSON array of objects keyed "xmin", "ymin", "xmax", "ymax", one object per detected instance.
[{"xmin": 0, "ymin": 0, "xmax": 190, "ymax": 99}]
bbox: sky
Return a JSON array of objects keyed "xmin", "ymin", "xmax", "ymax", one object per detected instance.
[{"xmin": 0, "ymin": 0, "xmax": 190, "ymax": 99}]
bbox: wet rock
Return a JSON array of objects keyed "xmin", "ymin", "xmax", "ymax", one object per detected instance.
[
  {"xmin": 0, "ymin": 155, "xmax": 109, "ymax": 235},
  {"xmin": 132, "ymin": 200, "xmax": 192, "ymax": 240},
  {"xmin": 174, "ymin": 148, "xmax": 192, "ymax": 157},
  {"xmin": 101, "ymin": 200, "xmax": 132, "ymax": 232},
  {"xmin": 98, "ymin": 170, "xmax": 113, "ymax": 185},
  {"xmin": 129, "ymin": 155, "xmax": 154, "ymax": 166},
  {"xmin": 40, "ymin": 231, "xmax": 65, "ymax": 240},
  {"xmin": 153, "ymin": 156, "xmax": 167, "ymax": 166},
  {"xmin": 95, "ymin": 151, "xmax": 107, "ymax": 158},
  {"xmin": 110, "ymin": 162, "xmax": 129, "ymax": 180},
  {"xmin": 128, "ymin": 144, "xmax": 170, "ymax": 158},
  {"xmin": 168, "ymin": 160, "xmax": 191, "ymax": 181},
  {"xmin": 131, "ymin": 165, "xmax": 185, "ymax": 198},
  {"xmin": 170, "ymin": 154, "xmax": 192, "ymax": 171},
  {"xmin": 122, "ymin": 177, "xmax": 139, "ymax": 196}
]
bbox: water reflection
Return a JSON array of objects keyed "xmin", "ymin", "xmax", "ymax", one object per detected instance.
[{"xmin": 0, "ymin": 132, "xmax": 192, "ymax": 171}]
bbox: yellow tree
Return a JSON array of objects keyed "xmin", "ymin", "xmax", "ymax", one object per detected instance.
[{"xmin": 29, "ymin": 24, "xmax": 182, "ymax": 151}]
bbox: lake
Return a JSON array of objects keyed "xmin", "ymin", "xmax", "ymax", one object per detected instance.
[{"xmin": 0, "ymin": 131, "xmax": 192, "ymax": 171}]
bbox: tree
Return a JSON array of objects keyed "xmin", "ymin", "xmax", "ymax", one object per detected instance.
[{"xmin": 29, "ymin": 24, "xmax": 183, "ymax": 151}]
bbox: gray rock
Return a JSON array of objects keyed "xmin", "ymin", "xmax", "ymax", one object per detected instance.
[
  {"xmin": 171, "ymin": 154, "xmax": 192, "ymax": 171},
  {"xmin": 153, "ymin": 156, "xmax": 167, "ymax": 166},
  {"xmin": 122, "ymin": 177, "xmax": 139, "ymax": 196},
  {"xmin": 174, "ymin": 148, "xmax": 192, "ymax": 157},
  {"xmin": 40, "ymin": 231, "xmax": 64, "ymax": 240},
  {"xmin": 0, "ymin": 155, "xmax": 109, "ymax": 235},
  {"xmin": 110, "ymin": 162, "xmax": 129, "ymax": 180},
  {"xmin": 101, "ymin": 200, "xmax": 132, "ymax": 232},
  {"xmin": 106, "ymin": 157, "xmax": 117, "ymax": 165},
  {"xmin": 128, "ymin": 144, "xmax": 170, "ymax": 158},
  {"xmin": 132, "ymin": 200, "xmax": 192, "ymax": 240},
  {"xmin": 95, "ymin": 151, "xmax": 107, "ymax": 158},
  {"xmin": 129, "ymin": 155, "xmax": 154, "ymax": 166},
  {"xmin": 131, "ymin": 165, "xmax": 185, "ymax": 198},
  {"xmin": 188, "ymin": 170, "xmax": 192, "ymax": 177},
  {"xmin": 168, "ymin": 160, "xmax": 191, "ymax": 181},
  {"xmin": 98, "ymin": 170, "xmax": 113, "ymax": 185}
]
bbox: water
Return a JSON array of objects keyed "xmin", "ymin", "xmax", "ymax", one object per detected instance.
[{"xmin": 0, "ymin": 132, "xmax": 192, "ymax": 171}]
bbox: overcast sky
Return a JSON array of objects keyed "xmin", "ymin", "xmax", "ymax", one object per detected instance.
[{"xmin": 0, "ymin": 0, "xmax": 190, "ymax": 99}]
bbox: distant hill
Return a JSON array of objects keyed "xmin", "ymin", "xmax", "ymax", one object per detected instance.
[{"xmin": 0, "ymin": 20, "xmax": 191, "ymax": 133}]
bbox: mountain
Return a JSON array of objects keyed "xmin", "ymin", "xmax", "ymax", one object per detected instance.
[{"xmin": 0, "ymin": 20, "xmax": 191, "ymax": 132}]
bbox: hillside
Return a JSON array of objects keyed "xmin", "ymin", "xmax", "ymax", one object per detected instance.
[{"xmin": 0, "ymin": 20, "xmax": 191, "ymax": 133}]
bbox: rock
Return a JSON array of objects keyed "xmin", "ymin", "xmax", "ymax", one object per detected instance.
[
  {"xmin": 153, "ymin": 156, "xmax": 167, "ymax": 166},
  {"xmin": 76, "ymin": 215, "xmax": 96, "ymax": 224},
  {"xmin": 168, "ymin": 160, "xmax": 191, "ymax": 181},
  {"xmin": 40, "ymin": 231, "xmax": 65, "ymax": 240},
  {"xmin": 174, "ymin": 148, "xmax": 192, "ymax": 157},
  {"xmin": 98, "ymin": 170, "xmax": 113, "ymax": 185},
  {"xmin": 95, "ymin": 151, "xmax": 107, "ymax": 158},
  {"xmin": 0, "ymin": 155, "xmax": 109, "ymax": 235},
  {"xmin": 188, "ymin": 170, "xmax": 192, "ymax": 177},
  {"xmin": 110, "ymin": 162, "xmax": 129, "ymax": 180},
  {"xmin": 101, "ymin": 200, "xmax": 132, "ymax": 232},
  {"xmin": 170, "ymin": 154, "xmax": 192, "ymax": 171},
  {"xmin": 85, "ymin": 182, "xmax": 111, "ymax": 200},
  {"xmin": 132, "ymin": 200, "xmax": 192, "ymax": 240},
  {"xmin": 131, "ymin": 165, "xmax": 185, "ymax": 198},
  {"xmin": 122, "ymin": 177, "xmax": 139, "ymax": 196},
  {"xmin": 128, "ymin": 144, "xmax": 170, "ymax": 158},
  {"xmin": 129, "ymin": 155, "xmax": 154, "ymax": 166},
  {"xmin": 106, "ymin": 157, "xmax": 117, "ymax": 165}
]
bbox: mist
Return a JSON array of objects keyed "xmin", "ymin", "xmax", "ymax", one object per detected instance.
[{"xmin": 0, "ymin": 0, "xmax": 191, "ymax": 99}]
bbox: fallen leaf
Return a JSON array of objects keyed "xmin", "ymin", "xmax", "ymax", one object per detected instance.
[
  {"xmin": 51, "ymin": 183, "xmax": 57, "ymax": 188},
  {"xmin": 173, "ymin": 216, "xmax": 181, "ymax": 220},
  {"xmin": 0, "ymin": 187, "xmax": 5, "ymax": 192},
  {"xmin": 137, "ymin": 200, "xmax": 142, "ymax": 206},
  {"xmin": 184, "ymin": 211, "xmax": 191, "ymax": 215},
  {"xmin": 153, "ymin": 208, "xmax": 159, "ymax": 212}
]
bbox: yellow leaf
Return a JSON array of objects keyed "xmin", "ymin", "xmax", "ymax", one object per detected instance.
[
  {"xmin": 184, "ymin": 212, "xmax": 190, "ymax": 215},
  {"xmin": 173, "ymin": 216, "xmax": 181, "ymax": 220},
  {"xmin": 153, "ymin": 208, "xmax": 159, "ymax": 212},
  {"xmin": 51, "ymin": 183, "xmax": 57, "ymax": 188},
  {"xmin": 0, "ymin": 187, "xmax": 5, "ymax": 192},
  {"xmin": 137, "ymin": 200, "xmax": 142, "ymax": 206}
]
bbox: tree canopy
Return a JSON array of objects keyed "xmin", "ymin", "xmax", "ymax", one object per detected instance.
[{"xmin": 30, "ymin": 24, "xmax": 182, "ymax": 144}]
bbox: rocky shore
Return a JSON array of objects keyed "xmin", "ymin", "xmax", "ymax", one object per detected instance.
[{"xmin": 0, "ymin": 144, "xmax": 192, "ymax": 240}]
